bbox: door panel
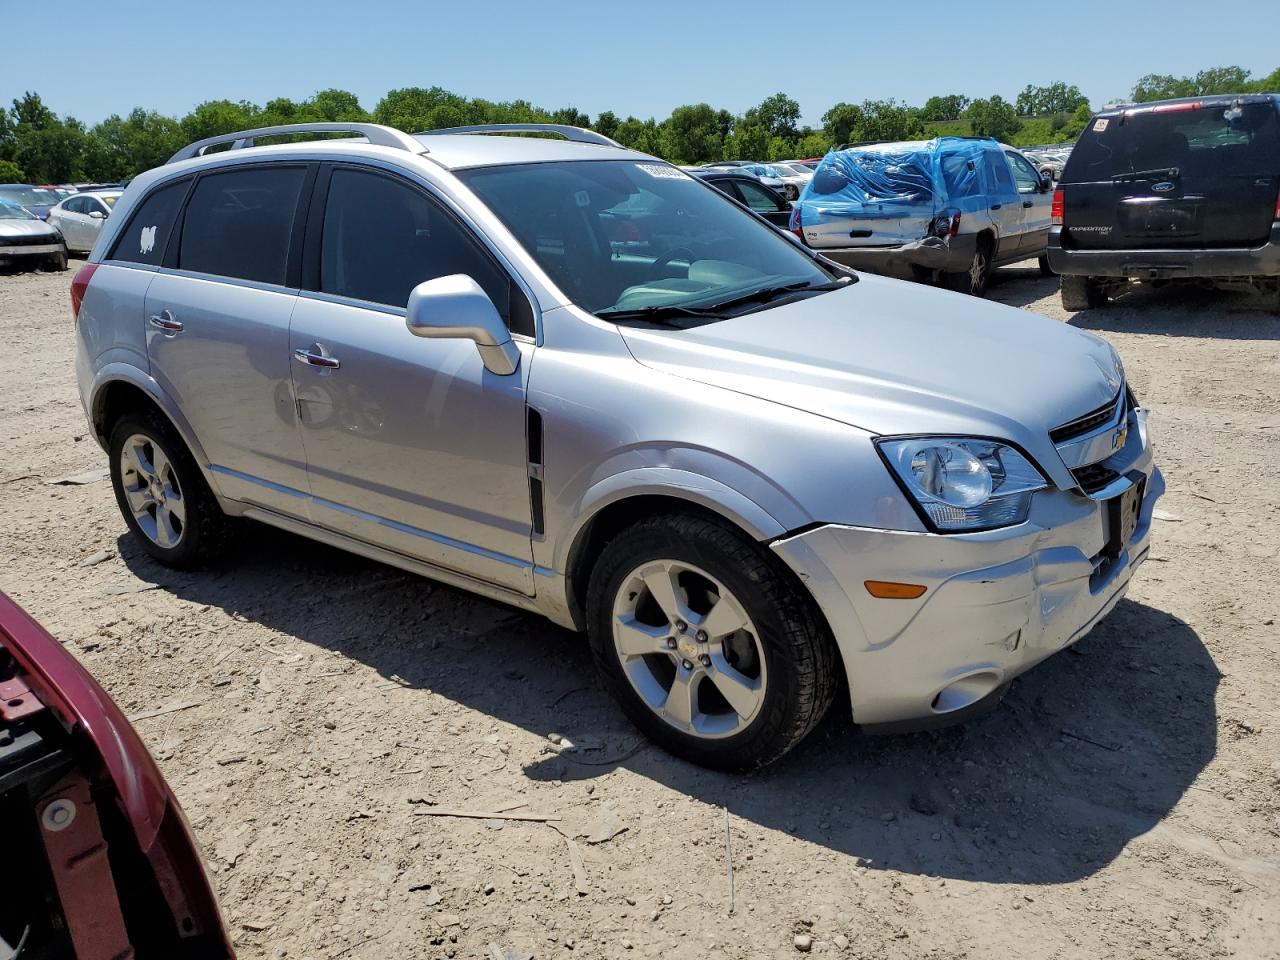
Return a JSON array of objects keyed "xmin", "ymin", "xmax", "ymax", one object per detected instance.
[
  {"xmin": 1005, "ymin": 150, "xmax": 1052, "ymax": 255},
  {"xmin": 145, "ymin": 273, "xmax": 308, "ymax": 516},
  {"xmin": 288, "ymin": 297, "xmax": 534, "ymax": 592},
  {"xmin": 981, "ymin": 150, "xmax": 1023, "ymax": 260}
]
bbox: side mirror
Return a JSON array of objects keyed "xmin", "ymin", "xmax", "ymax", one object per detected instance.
[
  {"xmin": 89, "ymin": 210, "xmax": 105, "ymax": 219},
  {"xmin": 1039, "ymin": 175, "xmax": 1053, "ymax": 192},
  {"xmin": 405, "ymin": 275, "xmax": 520, "ymax": 376}
]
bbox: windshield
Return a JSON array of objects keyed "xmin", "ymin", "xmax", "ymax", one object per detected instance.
[
  {"xmin": 0, "ymin": 187, "xmax": 59, "ymax": 208},
  {"xmin": 1068, "ymin": 102, "xmax": 1280, "ymax": 179},
  {"xmin": 0, "ymin": 200, "xmax": 36, "ymax": 220},
  {"xmin": 457, "ymin": 159, "xmax": 837, "ymax": 318}
]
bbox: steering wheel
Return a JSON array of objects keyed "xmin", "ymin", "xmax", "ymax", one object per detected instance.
[{"xmin": 652, "ymin": 246, "xmax": 697, "ymax": 273}]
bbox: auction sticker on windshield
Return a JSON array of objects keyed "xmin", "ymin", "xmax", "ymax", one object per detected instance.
[{"xmin": 637, "ymin": 163, "xmax": 688, "ymax": 179}]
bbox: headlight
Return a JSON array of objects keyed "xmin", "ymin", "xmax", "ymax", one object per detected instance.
[{"xmin": 877, "ymin": 437, "xmax": 1048, "ymax": 532}]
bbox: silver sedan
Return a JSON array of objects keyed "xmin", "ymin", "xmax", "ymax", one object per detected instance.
[{"xmin": 47, "ymin": 190, "xmax": 122, "ymax": 254}]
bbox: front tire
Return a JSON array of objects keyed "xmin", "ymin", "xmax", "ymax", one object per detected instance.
[
  {"xmin": 1061, "ymin": 274, "xmax": 1108, "ymax": 311},
  {"xmin": 586, "ymin": 512, "xmax": 838, "ymax": 771},
  {"xmin": 108, "ymin": 410, "xmax": 231, "ymax": 568},
  {"xmin": 42, "ymin": 249, "xmax": 68, "ymax": 272}
]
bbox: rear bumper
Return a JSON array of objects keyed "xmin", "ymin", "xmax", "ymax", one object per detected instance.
[
  {"xmin": 771, "ymin": 428, "xmax": 1162, "ymax": 728},
  {"xmin": 816, "ymin": 232, "xmax": 977, "ymax": 277},
  {"xmin": 1047, "ymin": 223, "xmax": 1280, "ymax": 279}
]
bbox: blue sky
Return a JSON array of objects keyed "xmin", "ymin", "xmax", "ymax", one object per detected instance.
[{"xmin": 3, "ymin": 0, "xmax": 1277, "ymax": 127}]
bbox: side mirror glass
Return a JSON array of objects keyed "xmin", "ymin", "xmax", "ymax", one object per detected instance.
[{"xmin": 405, "ymin": 274, "xmax": 519, "ymax": 376}]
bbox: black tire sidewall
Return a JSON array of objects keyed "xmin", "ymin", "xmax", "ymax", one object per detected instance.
[{"xmin": 586, "ymin": 515, "xmax": 834, "ymax": 770}]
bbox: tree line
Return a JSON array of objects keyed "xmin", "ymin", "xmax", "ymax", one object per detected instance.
[{"xmin": 2, "ymin": 63, "xmax": 1276, "ymax": 184}]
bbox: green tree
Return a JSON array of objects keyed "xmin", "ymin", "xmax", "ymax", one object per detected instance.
[
  {"xmin": 594, "ymin": 110, "xmax": 620, "ymax": 139},
  {"xmin": 722, "ymin": 123, "xmax": 769, "ymax": 161},
  {"xmin": 613, "ymin": 117, "xmax": 663, "ymax": 156},
  {"xmin": 85, "ymin": 109, "xmax": 186, "ymax": 179},
  {"xmin": 0, "ymin": 158, "xmax": 23, "ymax": 181},
  {"xmin": 743, "ymin": 93, "xmax": 800, "ymax": 141},
  {"xmin": 661, "ymin": 104, "xmax": 724, "ymax": 163},
  {"xmin": 305, "ymin": 89, "xmax": 367, "ymax": 122},
  {"xmin": 1132, "ymin": 65, "xmax": 1257, "ymax": 102},
  {"xmin": 1016, "ymin": 83, "xmax": 1088, "ymax": 116},
  {"xmin": 856, "ymin": 99, "xmax": 925, "ymax": 142},
  {"xmin": 964, "ymin": 95, "xmax": 1022, "ymax": 141},
  {"xmin": 794, "ymin": 131, "xmax": 830, "ymax": 159},
  {"xmin": 1250, "ymin": 67, "xmax": 1280, "ymax": 93},
  {"xmin": 181, "ymin": 100, "xmax": 261, "ymax": 142},
  {"xmin": 11, "ymin": 92, "xmax": 57, "ymax": 131},
  {"xmin": 821, "ymin": 102, "xmax": 865, "ymax": 146},
  {"xmin": 14, "ymin": 121, "xmax": 87, "ymax": 182},
  {"xmin": 920, "ymin": 94, "xmax": 969, "ymax": 122},
  {"xmin": 551, "ymin": 107, "xmax": 591, "ymax": 128}
]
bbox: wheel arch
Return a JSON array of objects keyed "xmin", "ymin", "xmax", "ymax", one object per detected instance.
[{"xmin": 89, "ymin": 367, "xmax": 223, "ymax": 498}]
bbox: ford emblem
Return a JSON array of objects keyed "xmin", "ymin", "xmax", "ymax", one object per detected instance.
[{"xmin": 1152, "ymin": 181, "xmax": 1175, "ymax": 193}]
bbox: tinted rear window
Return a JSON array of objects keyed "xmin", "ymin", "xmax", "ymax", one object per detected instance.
[
  {"xmin": 109, "ymin": 179, "xmax": 189, "ymax": 266},
  {"xmin": 1066, "ymin": 102, "xmax": 1280, "ymax": 181},
  {"xmin": 178, "ymin": 166, "xmax": 305, "ymax": 285}
]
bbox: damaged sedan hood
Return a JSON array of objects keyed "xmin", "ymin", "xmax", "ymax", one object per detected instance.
[{"xmin": 618, "ymin": 273, "xmax": 1122, "ymax": 485}]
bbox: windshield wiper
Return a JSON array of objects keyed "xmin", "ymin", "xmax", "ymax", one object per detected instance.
[
  {"xmin": 595, "ymin": 303, "xmax": 728, "ymax": 324},
  {"xmin": 1112, "ymin": 167, "xmax": 1180, "ymax": 182},
  {"xmin": 696, "ymin": 276, "xmax": 853, "ymax": 313}
]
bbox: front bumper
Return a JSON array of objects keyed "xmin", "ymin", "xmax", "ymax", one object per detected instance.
[
  {"xmin": 1047, "ymin": 223, "xmax": 1280, "ymax": 279},
  {"xmin": 815, "ymin": 232, "xmax": 977, "ymax": 278},
  {"xmin": 771, "ymin": 423, "xmax": 1162, "ymax": 728},
  {"xmin": 0, "ymin": 241, "xmax": 64, "ymax": 259}
]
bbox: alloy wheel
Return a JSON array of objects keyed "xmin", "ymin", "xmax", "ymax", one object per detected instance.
[
  {"xmin": 611, "ymin": 559, "xmax": 767, "ymax": 739},
  {"xmin": 118, "ymin": 434, "xmax": 186, "ymax": 548}
]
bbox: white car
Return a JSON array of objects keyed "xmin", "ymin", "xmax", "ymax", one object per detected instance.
[{"xmin": 47, "ymin": 190, "xmax": 122, "ymax": 254}]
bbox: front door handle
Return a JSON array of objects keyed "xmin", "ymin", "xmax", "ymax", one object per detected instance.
[
  {"xmin": 293, "ymin": 348, "xmax": 340, "ymax": 370},
  {"xmin": 1023, "ymin": 200, "xmax": 1034, "ymax": 208},
  {"xmin": 989, "ymin": 204, "xmax": 1002, "ymax": 210},
  {"xmin": 148, "ymin": 310, "xmax": 183, "ymax": 334}
]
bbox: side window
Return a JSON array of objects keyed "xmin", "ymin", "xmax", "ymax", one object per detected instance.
[
  {"xmin": 706, "ymin": 179, "xmax": 742, "ymax": 203},
  {"xmin": 736, "ymin": 180, "xmax": 784, "ymax": 212},
  {"xmin": 108, "ymin": 178, "xmax": 189, "ymax": 266},
  {"xmin": 1006, "ymin": 152, "xmax": 1041, "ymax": 194},
  {"xmin": 177, "ymin": 167, "xmax": 305, "ymax": 285},
  {"xmin": 319, "ymin": 167, "xmax": 518, "ymax": 328},
  {"xmin": 985, "ymin": 151, "xmax": 1017, "ymax": 197},
  {"xmin": 63, "ymin": 197, "xmax": 84, "ymax": 214}
]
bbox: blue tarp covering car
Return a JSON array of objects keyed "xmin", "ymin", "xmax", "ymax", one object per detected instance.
[{"xmin": 790, "ymin": 137, "xmax": 1045, "ymax": 294}]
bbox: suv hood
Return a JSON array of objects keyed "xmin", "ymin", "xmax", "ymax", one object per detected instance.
[{"xmin": 618, "ymin": 273, "xmax": 1121, "ymax": 486}]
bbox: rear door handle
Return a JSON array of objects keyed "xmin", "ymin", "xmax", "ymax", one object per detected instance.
[
  {"xmin": 293, "ymin": 348, "xmax": 340, "ymax": 370},
  {"xmin": 148, "ymin": 310, "xmax": 183, "ymax": 334},
  {"xmin": 1022, "ymin": 200, "xmax": 1034, "ymax": 208},
  {"xmin": 989, "ymin": 204, "xmax": 1002, "ymax": 210}
]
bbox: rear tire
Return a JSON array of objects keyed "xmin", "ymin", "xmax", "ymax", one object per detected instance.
[
  {"xmin": 585, "ymin": 512, "xmax": 839, "ymax": 771},
  {"xmin": 1061, "ymin": 274, "xmax": 1108, "ymax": 311},
  {"xmin": 1037, "ymin": 254, "xmax": 1054, "ymax": 277},
  {"xmin": 943, "ymin": 239, "xmax": 992, "ymax": 297},
  {"xmin": 108, "ymin": 410, "xmax": 231, "ymax": 569}
]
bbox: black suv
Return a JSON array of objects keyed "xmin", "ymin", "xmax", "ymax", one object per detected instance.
[{"xmin": 1047, "ymin": 94, "xmax": 1280, "ymax": 311}]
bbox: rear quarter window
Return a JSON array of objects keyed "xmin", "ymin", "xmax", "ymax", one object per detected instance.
[
  {"xmin": 1066, "ymin": 102, "xmax": 1280, "ymax": 181},
  {"xmin": 108, "ymin": 179, "xmax": 190, "ymax": 266}
]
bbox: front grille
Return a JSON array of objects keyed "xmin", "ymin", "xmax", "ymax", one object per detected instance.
[
  {"xmin": 1050, "ymin": 389, "xmax": 1124, "ymax": 444},
  {"xmin": 1072, "ymin": 462, "xmax": 1120, "ymax": 494},
  {"xmin": 1, "ymin": 233, "xmax": 59, "ymax": 248}
]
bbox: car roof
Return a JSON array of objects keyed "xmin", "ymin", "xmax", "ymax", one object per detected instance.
[
  {"xmin": 410, "ymin": 133, "xmax": 652, "ymax": 169},
  {"xmin": 1092, "ymin": 93, "xmax": 1279, "ymax": 117}
]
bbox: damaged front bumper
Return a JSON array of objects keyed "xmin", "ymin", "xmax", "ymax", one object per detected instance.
[{"xmin": 770, "ymin": 440, "xmax": 1163, "ymax": 730}]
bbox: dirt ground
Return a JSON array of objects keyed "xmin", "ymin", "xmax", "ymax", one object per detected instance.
[{"xmin": 1, "ymin": 259, "xmax": 1278, "ymax": 960}]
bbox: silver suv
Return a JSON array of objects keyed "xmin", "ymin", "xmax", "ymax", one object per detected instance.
[{"xmin": 72, "ymin": 122, "xmax": 1163, "ymax": 770}]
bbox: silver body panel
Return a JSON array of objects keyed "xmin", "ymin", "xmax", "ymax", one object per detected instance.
[{"xmin": 74, "ymin": 132, "xmax": 1161, "ymax": 726}]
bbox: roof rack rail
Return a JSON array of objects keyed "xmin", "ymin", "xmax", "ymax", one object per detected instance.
[
  {"xmin": 416, "ymin": 123, "xmax": 622, "ymax": 148},
  {"xmin": 167, "ymin": 122, "xmax": 424, "ymax": 164}
]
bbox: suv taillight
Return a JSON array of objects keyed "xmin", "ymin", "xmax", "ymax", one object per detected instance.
[
  {"xmin": 788, "ymin": 204, "xmax": 805, "ymax": 244},
  {"xmin": 70, "ymin": 262, "xmax": 97, "ymax": 323},
  {"xmin": 1274, "ymin": 185, "xmax": 1280, "ymax": 221},
  {"xmin": 1051, "ymin": 188, "xmax": 1064, "ymax": 226}
]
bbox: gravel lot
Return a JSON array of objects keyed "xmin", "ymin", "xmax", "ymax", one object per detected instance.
[{"xmin": 2, "ymin": 259, "xmax": 1278, "ymax": 960}]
